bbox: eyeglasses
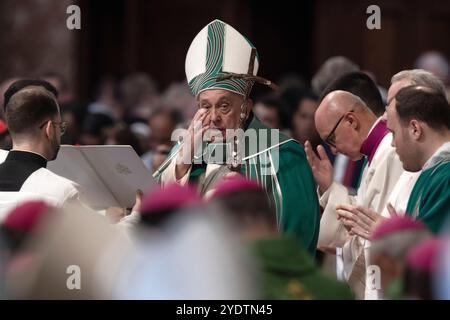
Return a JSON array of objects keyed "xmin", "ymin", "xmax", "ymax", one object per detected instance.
[
  {"xmin": 324, "ymin": 110, "xmax": 354, "ymax": 148},
  {"xmin": 39, "ymin": 120, "xmax": 67, "ymax": 135}
]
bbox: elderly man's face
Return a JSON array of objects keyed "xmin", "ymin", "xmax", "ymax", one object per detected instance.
[
  {"xmin": 316, "ymin": 110, "xmax": 363, "ymax": 161},
  {"xmin": 198, "ymin": 89, "xmax": 251, "ymax": 139},
  {"xmin": 386, "ymin": 99, "xmax": 421, "ymax": 172}
]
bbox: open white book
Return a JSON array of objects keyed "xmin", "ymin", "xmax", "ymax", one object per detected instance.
[{"xmin": 47, "ymin": 145, "xmax": 155, "ymax": 210}]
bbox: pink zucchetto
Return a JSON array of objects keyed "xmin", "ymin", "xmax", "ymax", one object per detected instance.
[
  {"xmin": 406, "ymin": 237, "xmax": 442, "ymax": 273},
  {"xmin": 140, "ymin": 183, "xmax": 201, "ymax": 215},
  {"xmin": 371, "ymin": 216, "xmax": 427, "ymax": 241}
]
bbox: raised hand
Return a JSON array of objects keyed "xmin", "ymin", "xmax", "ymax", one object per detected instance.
[
  {"xmin": 175, "ymin": 108, "xmax": 211, "ymax": 179},
  {"xmin": 305, "ymin": 141, "xmax": 333, "ymax": 195}
]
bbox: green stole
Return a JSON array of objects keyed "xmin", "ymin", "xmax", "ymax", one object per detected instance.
[
  {"xmin": 154, "ymin": 112, "xmax": 291, "ymax": 214},
  {"xmin": 405, "ymin": 160, "xmax": 450, "ymax": 233},
  {"xmin": 154, "ymin": 113, "xmax": 320, "ymax": 256}
]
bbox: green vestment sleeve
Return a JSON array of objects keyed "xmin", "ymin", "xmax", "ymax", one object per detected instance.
[
  {"xmin": 406, "ymin": 161, "xmax": 450, "ymax": 233},
  {"xmin": 274, "ymin": 141, "xmax": 320, "ymax": 256}
]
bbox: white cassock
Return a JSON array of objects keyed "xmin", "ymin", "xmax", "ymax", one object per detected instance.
[
  {"xmin": 318, "ymin": 119, "xmax": 404, "ymax": 299},
  {"xmin": 0, "ymin": 149, "xmax": 141, "ymax": 240},
  {"xmin": 0, "ymin": 169, "xmax": 83, "ymax": 221},
  {"xmin": 380, "ymin": 171, "xmax": 420, "ymax": 217},
  {"xmin": 366, "ymin": 169, "xmax": 420, "ymax": 299},
  {"xmin": 0, "ymin": 150, "xmax": 84, "ymax": 222}
]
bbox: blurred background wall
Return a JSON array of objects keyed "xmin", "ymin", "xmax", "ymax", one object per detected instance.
[
  {"xmin": 0, "ymin": 0, "xmax": 449, "ymax": 101},
  {"xmin": 0, "ymin": 0, "xmax": 76, "ymax": 88}
]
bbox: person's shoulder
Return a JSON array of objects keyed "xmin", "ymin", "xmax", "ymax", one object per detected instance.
[
  {"xmin": 426, "ymin": 161, "xmax": 450, "ymax": 183},
  {"xmin": 374, "ymin": 132, "xmax": 397, "ymax": 160},
  {"xmin": 0, "ymin": 149, "xmax": 8, "ymax": 164},
  {"xmin": 276, "ymin": 138, "xmax": 306, "ymax": 158},
  {"xmin": 366, "ymin": 133, "xmax": 401, "ymax": 173},
  {"xmin": 22, "ymin": 168, "xmax": 81, "ymax": 196}
]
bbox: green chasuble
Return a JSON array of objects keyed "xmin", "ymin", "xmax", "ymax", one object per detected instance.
[
  {"xmin": 250, "ymin": 236, "xmax": 353, "ymax": 300},
  {"xmin": 406, "ymin": 160, "xmax": 450, "ymax": 233},
  {"xmin": 154, "ymin": 114, "xmax": 320, "ymax": 256}
]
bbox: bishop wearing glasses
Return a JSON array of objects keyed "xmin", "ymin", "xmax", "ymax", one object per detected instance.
[{"xmin": 305, "ymin": 90, "xmax": 404, "ymax": 299}]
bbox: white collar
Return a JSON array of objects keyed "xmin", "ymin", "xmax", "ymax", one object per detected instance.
[{"xmin": 422, "ymin": 141, "xmax": 450, "ymax": 170}]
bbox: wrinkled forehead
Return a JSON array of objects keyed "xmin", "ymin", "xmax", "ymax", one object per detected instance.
[{"xmin": 198, "ymin": 89, "xmax": 244, "ymax": 104}]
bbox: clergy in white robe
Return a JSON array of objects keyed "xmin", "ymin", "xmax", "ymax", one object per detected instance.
[
  {"xmin": 305, "ymin": 91, "xmax": 404, "ymax": 299},
  {"xmin": 0, "ymin": 81, "xmax": 143, "ymax": 233},
  {"xmin": 319, "ymin": 69, "xmax": 449, "ymax": 299},
  {"xmin": 0, "ymin": 83, "xmax": 88, "ymax": 221},
  {"xmin": 387, "ymin": 85, "xmax": 450, "ymax": 234},
  {"xmin": 0, "ymin": 150, "xmax": 84, "ymax": 221}
]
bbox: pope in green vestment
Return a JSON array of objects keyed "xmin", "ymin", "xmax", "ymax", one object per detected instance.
[
  {"xmin": 406, "ymin": 152, "xmax": 450, "ymax": 233},
  {"xmin": 250, "ymin": 235, "xmax": 353, "ymax": 299},
  {"xmin": 153, "ymin": 20, "xmax": 320, "ymax": 255},
  {"xmin": 155, "ymin": 112, "xmax": 320, "ymax": 255}
]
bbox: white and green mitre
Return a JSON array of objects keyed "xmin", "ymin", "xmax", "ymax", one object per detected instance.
[{"xmin": 186, "ymin": 19, "xmax": 266, "ymax": 98}]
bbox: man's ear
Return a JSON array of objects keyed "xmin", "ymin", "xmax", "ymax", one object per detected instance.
[
  {"xmin": 409, "ymin": 119, "xmax": 422, "ymax": 141},
  {"xmin": 44, "ymin": 120, "xmax": 53, "ymax": 139},
  {"xmin": 347, "ymin": 112, "xmax": 359, "ymax": 130}
]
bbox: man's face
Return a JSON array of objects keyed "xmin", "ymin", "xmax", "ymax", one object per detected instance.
[
  {"xmin": 198, "ymin": 89, "xmax": 249, "ymax": 139},
  {"xmin": 316, "ymin": 111, "xmax": 363, "ymax": 160},
  {"xmin": 386, "ymin": 100, "xmax": 421, "ymax": 172},
  {"xmin": 48, "ymin": 112, "xmax": 63, "ymax": 161},
  {"xmin": 292, "ymin": 98, "xmax": 320, "ymax": 144}
]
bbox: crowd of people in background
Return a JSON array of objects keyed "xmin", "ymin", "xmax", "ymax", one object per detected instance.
[{"xmin": 0, "ymin": 38, "xmax": 450, "ymax": 299}]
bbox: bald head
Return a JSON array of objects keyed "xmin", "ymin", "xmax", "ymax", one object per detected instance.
[
  {"xmin": 315, "ymin": 90, "xmax": 371, "ymax": 133},
  {"xmin": 314, "ymin": 90, "xmax": 377, "ymax": 159}
]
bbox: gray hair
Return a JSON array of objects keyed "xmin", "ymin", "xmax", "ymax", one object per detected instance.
[{"xmin": 391, "ymin": 69, "xmax": 447, "ymax": 98}]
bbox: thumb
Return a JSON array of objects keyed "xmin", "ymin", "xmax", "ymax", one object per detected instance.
[
  {"xmin": 132, "ymin": 189, "xmax": 143, "ymax": 213},
  {"xmin": 387, "ymin": 203, "xmax": 398, "ymax": 217}
]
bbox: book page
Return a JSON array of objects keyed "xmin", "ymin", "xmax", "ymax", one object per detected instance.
[
  {"xmin": 79, "ymin": 145, "xmax": 155, "ymax": 208},
  {"xmin": 47, "ymin": 145, "xmax": 120, "ymax": 209}
]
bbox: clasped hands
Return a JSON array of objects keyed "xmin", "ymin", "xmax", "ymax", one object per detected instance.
[{"xmin": 336, "ymin": 203, "xmax": 398, "ymax": 240}]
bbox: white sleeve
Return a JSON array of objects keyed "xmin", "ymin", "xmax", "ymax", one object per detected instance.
[
  {"xmin": 160, "ymin": 156, "xmax": 192, "ymax": 187},
  {"xmin": 318, "ymin": 181, "xmax": 357, "ymax": 247}
]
